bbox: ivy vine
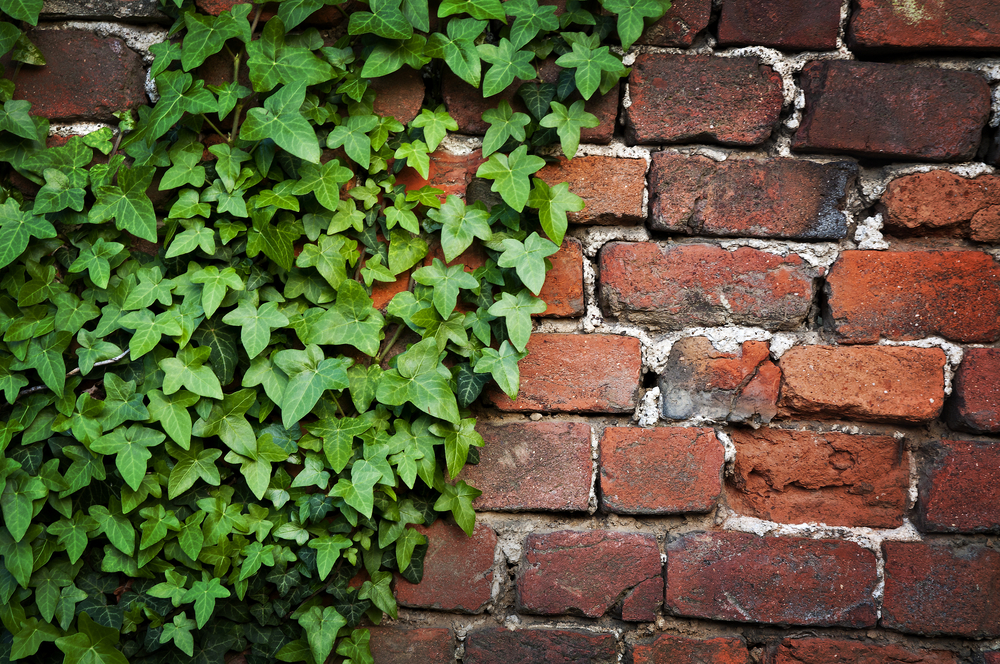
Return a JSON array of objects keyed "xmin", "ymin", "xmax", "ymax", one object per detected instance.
[{"xmin": 0, "ymin": 0, "xmax": 670, "ymax": 662}]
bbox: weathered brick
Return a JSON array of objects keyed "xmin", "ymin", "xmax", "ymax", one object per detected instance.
[
  {"xmin": 394, "ymin": 520, "xmax": 495, "ymax": 613},
  {"xmin": 792, "ymin": 61, "xmax": 990, "ymax": 162},
  {"xmin": 459, "ymin": 421, "xmax": 592, "ymax": 512},
  {"xmin": 880, "ymin": 171, "xmax": 1000, "ymax": 241},
  {"xmin": 538, "ymin": 238, "xmax": 585, "ymax": 318},
  {"xmin": 41, "ymin": 0, "xmax": 168, "ymax": 21},
  {"xmin": 778, "ymin": 346, "xmax": 946, "ymax": 424},
  {"xmin": 919, "ymin": 439, "xmax": 1000, "ymax": 533},
  {"xmin": 727, "ymin": 429, "xmax": 908, "ymax": 529},
  {"xmin": 536, "ymin": 156, "xmax": 647, "ymax": 225},
  {"xmin": 464, "ymin": 629, "xmax": 617, "ymax": 664},
  {"xmin": 370, "ymin": 68, "xmax": 425, "ymax": 125},
  {"xmin": 665, "ymin": 532, "xmax": 878, "ymax": 627},
  {"xmin": 882, "ymin": 541, "xmax": 1000, "ymax": 638},
  {"xmin": 632, "ymin": 635, "xmax": 749, "ymax": 664},
  {"xmin": 826, "ymin": 251, "xmax": 1000, "ymax": 344},
  {"xmin": 599, "ymin": 426, "xmax": 724, "ymax": 514},
  {"xmin": 626, "ymin": 55, "xmax": 783, "ymax": 146},
  {"xmin": 600, "ymin": 243, "xmax": 818, "ymax": 329},
  {"xmin": 947, "ymin": 348, "xmax": 1000, "ymax": 433},
  {"xmin": 487, "ymin": 334, "xmax": 641, "ymax": 413},
  {"xmin": 369, "ymin": 628, "xmax": 454, "ymax": 664},
  {"xmin": 621, "ymin": 577, "xmax": 664, "ymax": 622},
  {"xmin": 7, "ymin": 30, "xmax": 148, "ymax": 121},
  {"xmin": 717, "ymin": 0, "xmax": 842, "ymax": 50},
  {"xmin": 849, "ymin": 0, "xmax": 1000, "ymax": 51},
  {"xmin": 637, "ymin": 0, "xmax": 713, "ymax": 47},
  {"xmin": 774, "ymin": 638, "xmax": 957, "ymax": 664},
  {"xmin": 396, "ymin": 146, "xmax": 485, "ymax": 200},
  {"xmin": 986, "ymin": 652, "xmax": 1000, "ymax": 664},
  {"xmin": 659, "ymin": 338, "xmax": 779, "ymax": 424},
  {"xmin": 648, "ymin": 154, "xmax": 855, "ymax": 239},
  {"xmin": 518, "ymin": 530, "xmax": 661, "ymax": 618}
]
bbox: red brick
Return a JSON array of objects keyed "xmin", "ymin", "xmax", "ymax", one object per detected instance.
[
  {"xmin": 600, "ymin": 426, "xmax": 723, "ymax": 514},
  {"xmin": 538, "ymin": 238, "xmax": 585, "ymax": 317},
  {"xmin": 486, "ymin": 334, "xmax": 641, "ymax": 413},
  {"xmin": 778, "ymin": 346, "xmax": 946, "ymax": 424},
  {"xmin": 371, "ymin": 68, "xmax": 425, "ymax": 126},
  {"xmin": 849, "ymin": 0, "xmax": 1000, "ymax": 51},
  {"xmin": 775, "ymin": 638, "xmax": 956, "ymax": 664},
  {"xmin": 8, "ymin": 30, "xmax": 147, "ymax": 121},
  {"xmin": 369, "ymin": 628, "xmax": 454, "ymax": 664},
  {"xmin": 986, "ymin": 652, "xmax": 1000, "ymax": 664},
  {"xmin": 727, "ymin": 429, "xmax": 908, "ymax": 529},
  {"xmin": 919, "ymin": 439, "xmax": 1000, "ymax": 533},
  {"xmin": 626, "ymin": 55, "xmax": 783, "ymax": 146},
  {"xmin": 458, "ymin": 421, "xmax": 592, "ymax": 512},
  {"xmin": 464, "ymin": 629, "xmax": 617, "ymax": 664},
  {"xmin": 665, "ymin": 532, "xmax": 878, "ymax": 627},
  {"xmin": 882, "ymin": 540, "xmax": 1000, "ymax": 638},
  {"xmin": 442, "ymin": 64, "xmax": 616, "ymax": 144},
  {"xmin": 718, "ymin": 0, "xmax": 841, "ymax": 50},
  {"xmin": 599, "ymin": 243, "xmax": 818, "ymax": 329},
  {"xmin": 396, "ymin": 146, "xmax": 485, "ymax": 201},
  {"xmin": 826, "ymin": 251, "xmax": 1000, "ymax": 344},
  {"xmin": 649, "ymin": 154, "xmax": 855, "ymax": 239},
  {"xmin": 536, "ymin": 156, "xmax": 647, "ymax": 225},
  {"xmin": 880, "ymin": 171, "xmax": 1000, "ymax": 241},
  {"xmin": 792, "ymin": 61, "xmax": 990, "ymax": 162},
  {"xmin": 41, "ymin": 0, "xmax": 168, "ymax": 21},
  {"xmin": 636, "ymin": 0, "xmax": 713, "ymax": 47},
  {"xmin": 517, "ymin": 530, "xmax": 661, "ymax": 618},
  {"xmin": 947, "ymin": 348, "xmax": 1000, "ymax": 433},
  {"xmin": 394, "ymin": 520, "xmax": 495, "ymax": 613},
  {"xmin": 621, "ymin": 577, "xmax": 663, "ymax": 622},
  {"xmin": 659, "ymin": 338, "xmax": 779, "ymax": 424},
  {"xmin": 632, "ymin": 635, "xmax": 749, "ymax": 664}
]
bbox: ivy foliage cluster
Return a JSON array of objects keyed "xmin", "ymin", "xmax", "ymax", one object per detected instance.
[{"xmin": 0, "ymin": 0, "xmax": 670, "ymax": 662}]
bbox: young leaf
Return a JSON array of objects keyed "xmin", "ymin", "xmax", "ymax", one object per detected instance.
[
  {"xmin": 475, "ymin": 144, "xmax": 546, "ymax": 212},
  {"xmin": 273, "ymin": 345, "xmax": 352, "ymax": 428},
  {"xmin": 539, "ymin": 99, "xmax": 599, "ymax": 158},
  {"xmin": 555, "ymin": 42, "xmax": 623, "ymax": 99},
  {"xmin": 496, "ymin": 232, "xmax": 559, "ymax": 295},
  {"xmin": 181, "ymin": 577, "xmax": 231, "ymax": 629},
  {"xmin": 240, "ymin": 81, "xmax": 321, "ymax": 164},
  {"xmin": 527, "ymin": 177, "xmax": 584, "ymax": 245},
  {"xmin": 222, "ymin": 300, "xmax": 289, "ymax": 359},
  {"xmin": 477, "ymin": 38, "xmax": 536, "ymax": 97},
  {"xmin": 601, "ymin": 0, "xmax": 669, "ymax": 50},
  {"xmin": 488, "ymin": 289, "xmax": 547, "ymax": 351},
  {"xmin": 433, "ymin": 480, "xmax": 481, "ymax": 535},
  {"xmin": 411, "ymin": 106, "xmax": 458, "ymax": 151},
  {"xmin": 430, "ymin": 195, "xmax": 493, "ymax": 261},
  {"xmin": 506, "ymin": 0, "xmax": 560, "ymax": 49},
  {"xmin": 481, "ymin": 100, "xmax": 531, "ymax": 157}
]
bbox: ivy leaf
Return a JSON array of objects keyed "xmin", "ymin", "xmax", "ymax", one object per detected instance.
[
  {"xmin": 0, "ymin": 99, "xmax": 39, "ymax": 138},
  {"xmin": 192, "ymin": 388, "xmax": 257, "ymax": 457},
  {"xmin": 222, "ymin": 300, "xmax": 289, "ymax": 359},
  {"xmin": 361, "ymin": 34, "xmax": 431, "ymax": 78},
  {"xmin": 527, "ymin": 177, "xmax": 583, "ymax": 245},
  {"xmin": 147, "ymin": 389, "xmax": 198, "ymax": 450},
  {"xmin": 0, "ymin": 198, "xmax": 56, "ymax": 269},
  {"xmin": 90, "ymin": 425, "xmax": 165, "ymax": 492},
  {"xmin": 348, "ymin": 0, "xmax": 412, "ymax": 39},
  {"xmin": 481, "ymin": 99, "xmax": 531, "ymax": 157},
  {"xmin": 488, "ymin": 289, "xmax": 546, "ymax": 351},
  {"xmin": 386, "ymin": 228, "xmax": 428, "ymax": 275},
  {"xmin": 247, "ymin": 208, "xmax": 296, "ymax": 270},
  {"xmin": 99, "ymin": 373, "xmax": 148, "ymax": 431},
  {"xmin": 438, "ymin": 0, "xmax": 504, "ymax": 20},
  {"xmin": 240, "ymin": 81, "xmax": 321, "ymax": 164},
  {"xmin": 358, "ymin": 570, "xmax": 397, "ymax": 618},
  {"xmin": 395, "ymin": 140, "xmax": 431, "ymax": 179},
  {"xmin": 243, "ymin": 353, "xmax": 289, "ymax": 405},
  {"xmin": 497, "ymin": 232, "xmax": 559, "ymax": 295},
  {"xmin": 167, "ymin": 440, "xmax": 222, "ymax": 499},
  {"xmin": 159, "ymin": 612, "xmax": 197, "ymax": 657},
  {"xmin": 55, "ymin": 612, "xmax": 128, "ymax": 664},
  {"xmin": 69, "ymin": 238, "xmax": 124, "ymax": 289},
  {"xmin": 305, "ymin": 280, "xmax": 384, "ymax": 356},
  {"xmin": 337, "ymin": 628, "xmax": 375, "ymax": 664},
  {"xmin": 274, "ymin": 345, "xmax": 352, "ymax": 428},
  {"xmin": 411, "ymin": 106, "xmax": 458, "ymax": 151},
  {"xmin": 89, "ymin": 165, "xmax": 158, "ymax": 242},
  {"xmin": 88, "ymin": 498, "xmax": 135, "ymax": 556},
  {"xmin": 190, "ymin": 265, "xmax": 245, "ymax": 318},
  {"xmin": 298, "ymin": 606, "xmax": 346, "ymax": 664},
  {"xmin": 293, "ymin": 159, "xmax": 353, "ymax": 212},
  {"xmin": 278, "ymin": 0, "xmax": 325, "ymax": 29},
  {"xmin": 376, "ymin": 337, "xmax": 460, "ymax": 424},
  {"xmin": 138, "ymin": 504, "xmax": 181, "ymax": 549},
  {"xmin": 12, "ymin": 617, "xmax": 61, "ymax": 660},
  {"xmin": 601, "ymin": 0, "xmax": 668, "ymax": 50},
  {"xmin": 247, "ymin": 18, "xmax": 336, "ymax": 92},
  {"xmin": 239, "ymin": 541, "xmax": 275, "ymax": 581},
  {"xmin": 431, "ymin": 195, "xmax": 493, "ymax": 262},
  {"xmin": 117, "ymin": 309, "xmax": 182, "ymax": 360},
  {"xmin": 507, "ymin": 0, "xmax": 560, "ymax": 48},
  {"xmin": 412, "ymin": 258, "xmax": 480, "ymax": 318},
  {"xmin": 47, "ymin": 511, "xmax": 99, "ymax": 564},
  {"xmin": 475, "ymin": 144, "xmax": 545, "ymax": 212},
  {"xmin": 539, "ymin": 99, "xmax": 599, "ymax": 158},
  {"xmin": 159, "ymin": 345, "xmax": 224, "ymax": 399},
  {"xmin": 477, "ymin": 38, "xmax": 536, "ymax": 97},
  {"xmin": 11, "ymin": 330, "xmax": 71, "ymax": 396},
  {"xmin": 433, "ymin": 480, "xmax": 481, "ymax": 535},
  {"xmin": 35, "ymin": 166, "xmax": 87, "ymax": 213},
  {"xmin": 326, "ymin": 114, "xmax": 378, "ymax": 169},
  {"xmin": 518, "ymin": 81, "xmax": 556, "ymax": 120},
  {"xmin": 160, "ymin": 142, "xmax": 206, "ymax": 190},
  {"xmin": 166, "ymin": 218, "xmax": 215, "ymax": 257},
  {"xmin": 426, "ymin": 18, "xmax": 484, "ymax": 87},
  {"xmin": 2, "ymin": 0, "xmax": 43, "ymax": 25},
  {"xmin": 308, "ymin": 535, "xmax": 352, "ymax": 580},
  {"xmin": 474, "ymin": 340, "xmax": 526, "ymax": 398},
  {"xmin": 181, "ymin": 577, "xmax": 231, "ymax": 629},
  {"xmin": 430, "ymin": 417, "xmax": 484, "ymax": 479},
  {"xmin": 295, "ymin": 234, "xmax": 350, "ymax": 289},
  {"xmin": 305, "ymin": 416, "xmax": 371, "ymax": 472},
  {"xmin": 207, "ymin": 143, "xmax": 250, "ymax": 193},
  {"xmin": 181, "ymin": 4, "xmax": 253, "ymax": 70},
  {"xmin": 555, "ymin": 42, "xmax": 623, "ymax": 99},
  {"xmin": 1, "ymin": 471, "xmax": 47, "ymax": 541}
]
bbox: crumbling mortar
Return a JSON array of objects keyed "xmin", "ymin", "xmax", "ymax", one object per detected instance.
[{"xmin": 876, "ymin": 336, "xmax": 963, "ymax": 396}]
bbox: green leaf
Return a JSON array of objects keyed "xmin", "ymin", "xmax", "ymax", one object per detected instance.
[
  {"xmin": 207, "ymin": 143, "xmax": 250, "ymax": 193},
  {"xmin": 376, "ymin": 338, "xmax": 460, "ymax": 424},
  {"xmin": 361, "ymin": 34, "xmax": 431, "ymax": 78},
  {"xmin": 12, "ymin": 617, "xmax": 61, "ymax": 659},
  {"xmin": 274, "ymin": 345, "xmax": 351, "ymax": 428},
  {"xmin": 395, "ymin": 139, "xmax": 431, "ymax": 179},
  {"xmin": 241, "ymin": 81, "xmax": 321, "ymax": 163},
  {"xmin": 239, "ymin": 541, "xmax": 275, "ymax": 581},
  {"xmin": 190, "ymin": 265, "xmax": 245, "ymax": 318},
  {"xmin": 506, "ymin": 0, "xmax": 560, "ymax": 48},
  {"xmin": 168, "ymin": 440, "xmax": 222, "ymax": 498},
  {"xmin": 488, "ymin": 289, "xmax": 546, "ymax": 351},
  {"xmin": 138, "ymin": 503, "xmax": 181, "ymax": 549},
  {"xmin": 358, "ymin": 570, "xmax": 397, "ymax": 618},
  {"xmin": 412, "ymin": 258, "xmax": 479, "ymax": 318},
  {"xmin": 222, "ymin": 300, "xmax": 289, "ymax": 359},
  {"xmin": 337, "ymin": 629, "xmax": 374, "ymax": 664},
  {"xmin": 555, "ymin": 41, "xmax": 623, "ymax": 99},
  {"xmin": 539, "ymin": 99, "xmax": 599, "ymax": 158},
  {"xmin": 481, "ymin": 99, "xmax": 531, "ymax": 157},
  {"xmin": 295, "ymin": 234, "xmax": 350, "ymax": 289},
  {"xmin": 159, "ymin": 612, "xmax": 196, "ymax": 657},
  {"xmin": 298, "ymin": 606, "xmax": 346, "ymax": 664},
  {"xmin": 386, "ymin": 229, "xmax": 428, "ymax": 275},
  {"xmin": 438, "ymin": 0, "xmax": 504, "ymax": 20},
  {"xmin": 147, "ymin": 389, "xmax": 198, "ymax": 449},
  {"xmin": 348, "ymin": 0, "xmax": 412, "ymax": 39},
  {"xmin": 475, "ymin": 144, "xmax": 545, "ymax": 212},
  {"xmin": 601, "ymin": 0, "xmax": 668, "ymax": 49},
  {"xmin": 326, "ymin": 114, "xmax": 377, "ymax": 169},
  {"xmin": 305, "ymin": 416, "xmax": 370, "ymax": 472},
  {"xmin": 10, "ymin": 330, "xmax": 71, "ymax": 396},
  {"xmin": 477, "ymin": 38, "xmax": 536, "ymax": 97},
  {"xmin": 431, "ymin": 195, "xmax": 493, "ymax": 262},
  {"xmin": 68, "ymin": 238, "xmax": 124, "ymax": 289},
  {"xmin": 293, "ymin": 159, "xmax": 353, "ymax": 212},
  {"xmin": 2, "ymin": 0, "xmax": 43, "ymax": 25},
  {"xmin": 433, "ymin": 480, "xmax": 481, "ymax": 535},
  {"xmin": 0, "ymin": 99, "xmax": 39, "ymax": 138},
  {"xmin": 88, "ymin": 498, "xmax": 135, "ymax": 556},
  {"xmin": 160, "ymin": 141, "xmax": 206, "ymax": 190},
  {"xmin": 166, "ymin": 218, "xmax": 215, "ymax": 257},
  {"xmin": 89, "ymin": 165, "xmax": 158, "ymax": 242},
  {"xmin": 192, "ymin": 388, "xmax": 256, "ymax": 456},
  {"xmin": 431, "ymin": 416, "xmax": 484, "ymax": 479},
  {"xmin": 34, "ymin": 166, "xmax": 86, "ymax": 213},
  {"xmin": 90, "ymin": 424, "xmax": 164, "ymax": 491},
  {"xmin": 181, "ymin": 577, "xmax": 231, "ymax": 629},
  {"xmin": 411, "ymin": 106, "xmax": 458, "ymax": 152},
  {"xmin": 117, "ymin": 309, "xmax": 182, "ymax": 360},
  {"xmin": 181, "ymin": 4, "xmax": 252, "ymax": 70},
  {"xmin": 497, "ymin": 232, "xmax": 559, "ymax": 295},
  {"xmin": 1, "ymin": 471, "xmax": 46, "ymax": 541},
  {"xmin": 246, "ymin": 18, "xmax": 336, "ymax": 92},
  {"xmin": 0, "ymin": 198, "xmax": 56, "ymax": 269},
  {"xmin": 55, "ymin": 613, "xmax": 128, "ymax": 664},
  {"xmin": 474, "ymin": 340, "xmax": 526, "ymax": 398},
  {"xmin": 527, "ymin": 177, "xmax": 583, "ymax": 246},
  {"xmin": 47, "ymin": 511, "xmax": 99, "ymax": 564},
  {"xmin": 308, "ymin": 535, "xmax": 351, "ymax": 580},
  {"xmin": 426, "ymin": 18, "xmax": 484, "ymax": 87},
  {"xmin": 304, "ymin": 280, "xmax": 384, "ymax": 356}
]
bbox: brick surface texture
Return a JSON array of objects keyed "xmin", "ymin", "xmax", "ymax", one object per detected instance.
[{"xmin": 26, "ymin": 3, "xmax": 1000, "ymax": 660}]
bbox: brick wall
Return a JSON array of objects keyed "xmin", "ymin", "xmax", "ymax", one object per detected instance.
[{"xmin": 17, "ymin": 0, "xmax": 1000, "ymax": 662}]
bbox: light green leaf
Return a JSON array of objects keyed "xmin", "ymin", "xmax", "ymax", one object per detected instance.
[
  {"xmin": 539, "ymin": 99, "xmax": 599, "ymax": 159},
  {"xmin": 181, "ymin": 577, "xmax": 231, "ymax": 629},
  {"xmin": 222, "ymin": 300, "xmax": 289, "ymax": 359},
  {"xmin": 488, "ymin": 288, "xmax": 546, "ymax": 351},
  {"xmin": 90, "ymin": 424, "xmax": 165, "ymax": 492},
  {"xmin": 240, "ymin": 81, "xmax": 321, "ymax": 163},
  {"xmin": 475, "ymin": 144, "xmax": 545, "ymax": 212},
  {"xmin": 274, "ymin": 345, "xmax": 351, "ymax": 428}
]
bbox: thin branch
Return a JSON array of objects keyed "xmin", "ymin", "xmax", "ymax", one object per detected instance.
[{"xmin": 14, "ymin": 349, "xmax": 130, "ymax": 402}]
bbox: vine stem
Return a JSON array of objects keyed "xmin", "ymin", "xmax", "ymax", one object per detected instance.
[
  {"xmin": 14, "ymin": 349, "xmax": 130, "ymax": 402},
  {"xmin": 375, "ymin": 324, "xmax": 405, "ymax": 364},
  {"xmin": 229, "ymin": 4, "xmax": 263, "ymax": 145},
  {"xmin": 200, "ymin": 114, "xmax": 227, "ymax": 140}
]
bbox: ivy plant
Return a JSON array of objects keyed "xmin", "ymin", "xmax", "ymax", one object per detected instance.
[{"xmin": 0, "ymin": 0, "xmax": 670, "ymax": 662}]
